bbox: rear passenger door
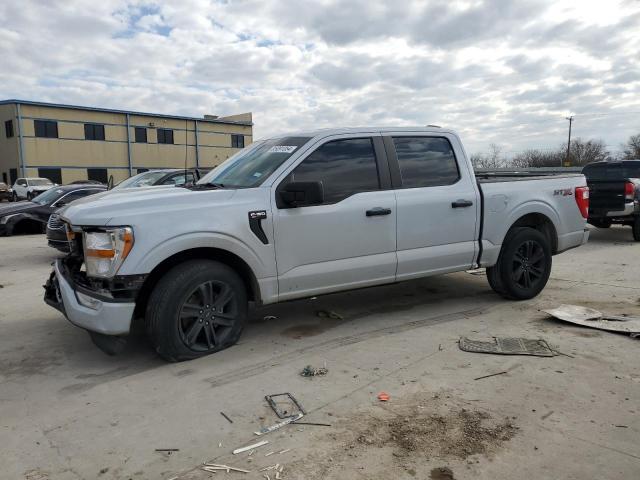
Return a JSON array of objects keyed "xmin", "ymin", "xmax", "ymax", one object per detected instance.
[
  {"xmin": 386, "ymin": 134, "xmax": 479, "ymax": 280},
  {"xmin": 272, "ymin": 134, "xmax": 397, "ymax": 300}
]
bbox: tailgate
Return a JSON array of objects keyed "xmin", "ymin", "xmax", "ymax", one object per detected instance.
[{"xmin": 587, "ymin": 180, "xmax": 626, "ymax": 213}]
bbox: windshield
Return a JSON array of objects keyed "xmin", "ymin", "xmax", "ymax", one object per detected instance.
[
  {"xmin": 113, "ymin": 171, "xmax": 171, "ymax": 189},
  {"xmin": 30, "ymin": 178, "xmax": 54, "ymax": 186},
  {"xmin": 198, "ymin": 137, "xmax": 312, "ymax": 188},
  {"xmin": 32, "ymin": 187, "xmax": 65, "ymax": 205}
]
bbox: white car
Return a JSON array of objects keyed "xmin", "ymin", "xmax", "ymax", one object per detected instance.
[{"xmin": 12, "ymin": 177, "xmax": 56, "ymax": 201}]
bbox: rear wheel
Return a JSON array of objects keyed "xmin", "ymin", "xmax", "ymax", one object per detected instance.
[
  {"xmin": 633, "ymin": 216, "xmax": 640, "ymax": 242},
  {"xmin": 488, "ymin": 227, "xmax": 552, "ymax": 300},
  {"xmin": 146, "ymin": 260, "xmax": 247, "ymax": 362},
  {"xmin": 12, "ymin": 192, "xmax": 17, "ymax": 202}
]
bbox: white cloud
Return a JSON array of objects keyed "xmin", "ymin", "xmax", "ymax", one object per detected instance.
[{"xmin": 0, "ymin": 0, "xmax": 639, "ymax": 156}]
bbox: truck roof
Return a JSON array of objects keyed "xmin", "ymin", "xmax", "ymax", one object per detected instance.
[{"xmin": 266, "ymin": 126, "xmax": 456, "ymax": 139}]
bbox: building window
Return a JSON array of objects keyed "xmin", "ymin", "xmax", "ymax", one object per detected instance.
[
  {"xmin": 84, "ymin": 123, "xmax": 106, "ymax": 141},
  {"xmin": 135, "ymin": 127, "xmax": 147, "ymax": 143},
  {"xmin": 2, "ymin": 172, "xmax": 7, "ymax": 184},
  {"xmin": 34, "ymin": 120, "xmax": 58, "ymax": 138},
  {"xmin": 10, "ymin": 168, "xmax": 17, "ymax": 185},
  {"xmin": 5, "ymin": 120, "xmax": 13, "ymax": 138},
  {"xmin": 87, "ymin": 168, "xmax": 108, "ymax": 184},
  {"xmin": 137, "ymin": 168, "xmax": 149, "ymax": 174},
  {"xmin": 38, "ymin": 168, "xmax": 62, "ymax": 184},
  {"xmin": 232, "ymin": 134, "xmax": 245, "ymax": 148},
  {"xmin": 157, "ymin": 128, "xmax": 174, "ymax": 144}
]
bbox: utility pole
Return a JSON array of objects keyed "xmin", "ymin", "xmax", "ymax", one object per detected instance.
[{"xmin": 564, "ymin": 115, "xmax": 574, "ymax": 167}]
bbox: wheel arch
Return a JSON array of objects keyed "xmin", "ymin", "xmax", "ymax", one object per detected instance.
[
  {"xmin": 508, "ymin": 212, "xmax": 558, "ymax": 254},
  {"xmin": 133, "ymin": 247, "xmax": 261, "ymax": 324}
]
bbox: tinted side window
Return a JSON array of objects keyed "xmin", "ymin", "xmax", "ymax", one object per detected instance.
[
  {"xmin": 393, "ymin": 137, "xmax": 460, "ymax": 188},
  {"xmin": 288, "ymin": 138, "xmax": 380, "ymax": 204}
]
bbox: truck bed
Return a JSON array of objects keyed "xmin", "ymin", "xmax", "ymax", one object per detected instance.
[{"xmin": 476, "ymin": 172, "xmax": 585, "ymax": 183}]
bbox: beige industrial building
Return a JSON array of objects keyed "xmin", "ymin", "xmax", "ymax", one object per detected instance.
[{"xmin": 0, "ymin": 99, "xmax": 253, "ymax": 186}]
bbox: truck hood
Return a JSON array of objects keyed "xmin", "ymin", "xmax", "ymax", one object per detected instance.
[{"xmin": 61, "ymin": 186, "xmax": 237, "ymax": 226}]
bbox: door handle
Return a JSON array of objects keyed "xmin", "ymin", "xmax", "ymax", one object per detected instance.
[
  {"xmin": 451, "ymin": 199, "xmax": 473, "ymax": 208},
  {"xmin": 366, "ymin": 207, "xmax": 392, "ymax": 217}
]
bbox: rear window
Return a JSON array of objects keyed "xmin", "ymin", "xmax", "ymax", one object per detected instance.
[{"xmin": 393, "ymin": 136, "xmax": 460, "ymax": 188}]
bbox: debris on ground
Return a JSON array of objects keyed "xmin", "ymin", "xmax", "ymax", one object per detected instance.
[
  {"xmin": 233, "ymin": 440, "xmax": 269, "ymax": 455},
  {"xmin": 316, "ymin": 310, "xmax": 344, "ymax": 320},
  {"xmin": 459, "ymin": 337, "xmax": 555, "ymax": 356},
  {"xmin": 265, "ymin": 393, "xmax": 306, "ymax": 419},
  {"xmin": 155, "ymin": 448, "xmax": 179, "ymax": 454},
  {"xmin": 263, "ymin": 315, "xmax": 277, "ymax": 321},
  {"xmin": 377, "ymin": 392, "xmax": 390, "ymax": 402},
  {"xmin": 465, "ymin": 269, "xmax": 486, "ymax": 276},
  {"xmin": 300, "ymin": 364, "xmax": 328, "ymax": 377},
  {"xmin": 203, "ymin": 463, "xmax": 251, "ymax": 473},
  {"xmin": 255, "ymin": 413, "xmax": 304, "ymax": 436},
  {"xmin": 544, "ymin": 304, "xmax": 640, "ymax": 338},
  {"xmin": 220, "ymin": 411, "xmax": 233, "ymax": 423},
  {"xmin": 430, "ymin": 466, "xmax": 455, "ymax": 479},
  {"xmin": 291, "ymin": 421, "xmax": 332, "ymax": 427},
  {"xmin": 474, "ymin": 371, "xmax": 508, "ymax": 381}
]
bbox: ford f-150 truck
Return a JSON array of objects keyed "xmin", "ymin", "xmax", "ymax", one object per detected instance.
[
  {"xmin": 582, "ymin": 160, "xmax": 640, "ymax": 240},
  {"xmin": 44, "ymin": 127, "xmax": 590, "ymax": 361}
]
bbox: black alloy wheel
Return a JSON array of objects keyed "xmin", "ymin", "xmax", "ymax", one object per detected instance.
[
  {"xmin": 146, "ymin": 259, "xmax": 247, "ymax": 361},
  {"xmin": 488, "ymin": 227, "xmax": 552, "ymax": 300},
  {"xmin": 510, "ymin": 239, "xmax": 546, "ymax": 290},
  {"xmin": 178, "ymin": 280, "xmax": 238, "ymax": 352}
]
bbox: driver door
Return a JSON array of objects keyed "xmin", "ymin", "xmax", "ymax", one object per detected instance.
[{"xmin": 272, "ymin": 134, "xmax": 397, "ymax": 301}]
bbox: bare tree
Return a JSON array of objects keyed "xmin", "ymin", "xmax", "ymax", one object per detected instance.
[
  {"xmin": 622, "ymin": 133, "xmax": 640, "ymax": 160},
  {"xmin": 512, "ymin": 149, "xmax": 564, "ymax": 168},
  {"xmin": 568, "ymin": 138, "xmax": 610, "ymax": 166},
  {"xmin": 471, "ymin": 143, "xmax": 507, "ymax": 169}
]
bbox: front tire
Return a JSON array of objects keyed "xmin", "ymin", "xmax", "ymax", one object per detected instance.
[
  {"xmin": 146, "ymin": 260, "xmax": 247, "ymax": 362},
  {"xmin": 489, "ymin": 227, "xmax": 552, "ymax": 300},
  {"xmin": 12, "ymin": 192, "xmax": 17, "ymax": 202}
]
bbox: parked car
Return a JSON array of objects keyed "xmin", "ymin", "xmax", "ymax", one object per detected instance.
[
  {"xmin": 112, "ymin": 168, "xmax": 208, "ymax": 190},
  {"xmin": 12, "ymin": 177, "xmax": 56, "ymax": 201},
  {"xmin": 0, "ymin": 183, "xmax": 106, "ymax": 236},
  {"xmin": 44, "ymin": 127, "xmax": 589, "ymax": 360},
  {"xmin": 0, "ymin": 182, "xmax": 11, "ymax": 201},
  {"xmin": 582, "ymin": 160, "xmax": 640, "ymax": 241}
]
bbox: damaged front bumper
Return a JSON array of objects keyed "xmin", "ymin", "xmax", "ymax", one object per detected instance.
[{"xmin": 44, "ymin": 259, "xmax": 136, "ymax": 335}]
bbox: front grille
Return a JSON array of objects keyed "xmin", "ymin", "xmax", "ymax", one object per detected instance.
[{"xmin": 47, "ymin": 214, "xmax": 64, "ymax": 230}]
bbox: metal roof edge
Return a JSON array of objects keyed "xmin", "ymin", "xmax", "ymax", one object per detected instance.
[{"xmin": 0, "ymin": 99, "xmax": 253, "ymax": 126}]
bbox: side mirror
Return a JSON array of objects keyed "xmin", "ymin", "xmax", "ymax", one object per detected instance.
[
  {"xmin": 277, "ymin": 181, "xmax": 324, "ymax": 208},
  {"xmin": 54, "ymin": 200, "xmax": 66, "ymax": 208}
]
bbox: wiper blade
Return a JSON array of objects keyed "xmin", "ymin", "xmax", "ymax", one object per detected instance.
[{"xmin": 185, "ymin": 182, "xmax": 226, "ymax": 191}]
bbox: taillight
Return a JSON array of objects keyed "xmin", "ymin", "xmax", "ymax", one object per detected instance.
[
  {"xmin": 625, "ymin": 181, "xmax": 634, "ymax": 202},
  {"xmin": 575, "ymin": 186, "xmax": 589, "ymax": 219}
]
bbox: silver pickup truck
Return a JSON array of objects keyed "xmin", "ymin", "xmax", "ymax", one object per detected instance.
[{"xmin": 44, "ymin": 127, "xmax": 590, "ymax": 361}]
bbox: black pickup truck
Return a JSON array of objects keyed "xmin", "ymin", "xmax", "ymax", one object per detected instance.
[{"xmin": 582, "ymin": 160, "xmax": 640, "ymax": 241}]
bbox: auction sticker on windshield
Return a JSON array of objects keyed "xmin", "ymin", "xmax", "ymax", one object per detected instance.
[{"xmin": 268, "ymin": 146, "xmax": 297, "ymax": 153}]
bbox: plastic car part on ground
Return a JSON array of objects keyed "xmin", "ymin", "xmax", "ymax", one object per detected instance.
[
  {"xmin": 459, "ymin": 337, "xmax": 555, "ymax": 356},
  {"xmin": 544, "ymin": 304, "xmax": 640, "ymax": 338}
]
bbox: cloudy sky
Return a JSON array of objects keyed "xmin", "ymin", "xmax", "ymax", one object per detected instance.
[{"xmin": 1, "ymin": 0, "xmax": 639, "ymax": 156}]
